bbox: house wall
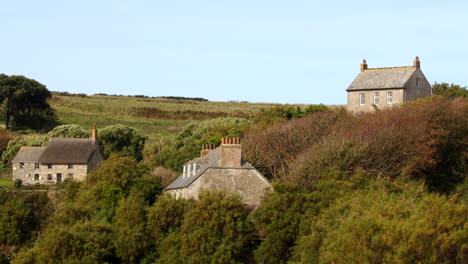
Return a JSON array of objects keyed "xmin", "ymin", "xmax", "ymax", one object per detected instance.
[
  {"xmin": 404, "ymin": 69, "xmax": 432, "ymax": 101},
  {"xmin": 12, "ymin": 162, "xmax": 41, "ymax": 185},
  {"xmin": 167, "ymin": 168, "xmax": 273, "ymax": 205},
  {"xmin": 347, "ymin": 89, "xmax": 404, "ymax": 113},
  {"xmin": 39, "ymin": 164, "xmax": 88, "ymax": 184},
  {"xmin": 87, "ymin": 150, "xmax": 104, "ymax": 173}
]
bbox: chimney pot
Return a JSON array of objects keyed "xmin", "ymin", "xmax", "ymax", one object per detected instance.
[{"xmin": 92, "ymin": 125, "xmax": 98, "ymax": 141}]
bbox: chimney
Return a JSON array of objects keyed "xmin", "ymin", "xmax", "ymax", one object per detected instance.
[
  {"xmin": 413, "ymin": 56, "xmax": 420, "ymax": 69},
  {"xmin": 360, "ymin": 59, "xmax": 368, "ymax": 72},
  {"xmin": 92, "ymin": 125, "xmax": 98, "ymax": 141},
  {"xmin": 220, "ymin": 137, "xmax": 242, "ymax": 168},
  {"xmin": 200, "ymin": 144, "xmax": 216, "ymax": 157}
]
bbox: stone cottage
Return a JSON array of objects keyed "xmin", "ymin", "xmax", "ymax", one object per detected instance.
[
  {"xmin": 347, "ymin": 56, "xmax": 432, "ymax": 112},
  {"xmin": 165, "ymin": 138, "xmax": 273, "ymax": 206},
  {"xmin": 12, "ymin": 126, "xmax": 104, "ymax": 185}
]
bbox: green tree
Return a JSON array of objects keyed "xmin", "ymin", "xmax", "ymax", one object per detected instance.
[
  {"xmin": 432, "ymin": 82, "xmax": 468, "ymax": 99},
  {"xmin": 0, "ymin": 75, "xmax": 56, "ymax": 129},
  {"xmin": 113, "ymin": 194, "xmax": 149, "ymax": 264},
  {"xmin": 98, "ymin": 124, "xmax": 147, "ymax": 161},
  {"xmin": 47, "ymin": 124, "xmax": 90, "ymax": 138},
  {"xmin": 157, "ymin": 191, "xmax": 254, "ymax": 264}
]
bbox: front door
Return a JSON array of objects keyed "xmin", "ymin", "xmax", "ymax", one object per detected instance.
[{"xmin": 57, "ymin": 173, "xmax": 62, "ymax": 183}]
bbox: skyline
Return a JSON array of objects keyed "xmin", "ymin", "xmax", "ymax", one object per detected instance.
[{"xmin": 1, "ymin": 0, "xmax": 467, "ymax": 104}]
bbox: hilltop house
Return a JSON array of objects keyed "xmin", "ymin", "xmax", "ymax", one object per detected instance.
[
  {"xmin": 347, "ymin": 56, "xmax": 432, "ymax": 112},
  {"xmin": 12, "ymin": 126, "xmax": 104, "ymax": 185},
  {"xmin": 165, "ymin": 138, "xmax": 273, "ymax": 206}
]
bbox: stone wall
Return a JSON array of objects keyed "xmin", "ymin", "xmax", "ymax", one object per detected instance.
[
  {"xmin": 347, "ymin": 89, "xmax": 404, "ymax": 113},
  {"xmin": 168, "ymin": 168, "xmax": 273, "ymax": 205},
  {"xmin": 404, "ymin": 69, "xmax": 432, "ymax": 101},
  {"xmin": 12, "ymin": 161, "xmax": 88, "ymax": 185}
]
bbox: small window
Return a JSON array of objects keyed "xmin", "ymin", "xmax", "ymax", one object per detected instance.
[
  {"xmin": 47, "ymin": 174, "xmax": 53, "ymax": 180},
  {"xmin": 34, "ymin": 174, "xmax": 39, "ymax": 181},
  {"xmin": 373, "ymin": 92, "xmax": 379, "ymax": 105},
  {"xmin": 68, "ymin": 174, "xmax": 73, "ymax": 179},
  {"xmin": 359, "ymin": 93, "xmax": 365, "ymax": 105},
  {"xmin": 20, "ymin": 162, "xmax": 25, "ymax": 169},
  {"xmin": 387, "ymin": 92, "xmax": 393, "ymax": 104},
  {"xmin": 47, "ymin": 164, "xmax": 52, "ymax": 169},
  {"xmin": 27, "ymin": 173, "xmax": 31, "ymax": 178},
  {"xmin": 68, "ymin": 164, "xmax": 73, "ymax": 169},
  {"xmin": 416, "ymin": 78, "xmax": 420, "ymax": 88},
  {"xmin": 35, "ymin": 163, "xmax": 39, "ymax": 169}
]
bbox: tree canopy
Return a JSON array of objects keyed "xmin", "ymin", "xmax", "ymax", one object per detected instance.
[
  {"xmin": 433, "ymin": 82, "xmax": 468, "ymax": 99},
  {"xmin": 0, "ymin": 74, "xmax": 56, "ymax": 129}
]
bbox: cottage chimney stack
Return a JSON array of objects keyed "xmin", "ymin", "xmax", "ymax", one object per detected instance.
[
  {"xmin": 413, "ymin": 56, "xmax": 420, "ymax": 69},
  {"xmin": 92, "ymin": 125, "xmax": 98, "ymax": 141},
  {"xmin": 200, "ymin": 143, "xmax": 216, "ymax": 157},
  {"xmin": 220, "ymin": 137, "xmax": 242, "ymax": 168},
  {"xmin": 360, "ymin": 59, "xmax": 368, "ymax": 72}
]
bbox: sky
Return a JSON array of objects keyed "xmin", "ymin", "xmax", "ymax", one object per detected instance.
[{"xmin": 1, "ymin": 0, "xmax": 467, "ymax": 104}]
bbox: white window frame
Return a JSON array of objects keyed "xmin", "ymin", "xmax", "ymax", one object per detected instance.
[
  {"xmin": 387, "ymin": 92, "xmax": 393, "ymax": 104},
  {"xmin": 359, "ymin": 93, "xmax": 365, "ymax": 106},
  {"xmin": 373, "ymin": 92, "xmax": 379, "ymax": 105}
]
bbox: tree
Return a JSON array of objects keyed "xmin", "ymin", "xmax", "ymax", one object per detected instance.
[
  {"xmin": 0, "ymin": 75, "xmax": 56, "ymax": 129},
  {"xmin": 98, "ymin": 125, "xmax": 147, "ymax": 161},
  {"xmin": 47, "ymin": 124, "xmax": 89, "ymax": 138},
  {"xmin": 433, "ymin": 82, "xmax": 468, "ymax": 99}
]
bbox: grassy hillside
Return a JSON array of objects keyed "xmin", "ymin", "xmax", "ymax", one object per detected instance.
[{"xmin": 49, "ymin": 94, "xmax": 285, "ymax": 140}]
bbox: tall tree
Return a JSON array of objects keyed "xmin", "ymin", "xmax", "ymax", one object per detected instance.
[{"xmin": 0, "ymin": 74, "xmax": 55, "ymax": 129}]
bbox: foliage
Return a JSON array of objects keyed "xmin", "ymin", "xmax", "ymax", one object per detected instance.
[
  {"xmin": 0, "ymin": 131, "xmax": 12, "ymax": 158},
  {"xmin": 157, "ymin": 191, "xmax": 255, "ymax": 264},
  {"xmin": 47, "ymin": 124, "xmax": 89, "ymax": 138},
  {"xmin": 433, "ymin": 82, "xmax": 468, "ymax": 99},
  {"xmin": 0, "ymin": 74, "xmax": 56, "ymax": 130},
  {"xmin": 1, "ymin": 136, "xmax": 47, "ymax": 166},
  {"xmin": 253, "ymin": 104, "xmax": 329, "ymax": 127},
  {"xmin": 153, "ymin": 117, "xmax": 248, "ymax": 172},
  {"xmin": 291, "ymin": 180, "xmax": 468, "ymax": 264},
  {"xmin": 243, "ymin": 111, "xmax": 345, "ymax": 179},
  {"xmin": 98, "ymin": 124, "xmax": 147, "ymax": 161}
]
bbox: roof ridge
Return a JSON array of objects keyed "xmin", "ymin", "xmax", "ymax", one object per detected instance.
[{"xmin": 367, "ymin": 66, "xmax": 415, "ymax": 71}]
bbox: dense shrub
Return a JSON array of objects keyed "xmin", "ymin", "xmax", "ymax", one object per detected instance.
[
  {"xmin": 47, "ymin": 124, "xmax": 89, "ymax": 138},
  {"xmin": 243, "ymin": 111, "xmax": 346, "ymax": 179},
  {"xmin": 291, "ymin": 180, "xmax": 468, "ymax": 264},
  {"xmin": 98, "ymin": 124, "xmax": 147, "ymax": 161}
]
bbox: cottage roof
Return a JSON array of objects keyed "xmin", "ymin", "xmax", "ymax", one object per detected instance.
[
  {"xmin": 12, "ymin": 147, "xmax": 46, "ymax": 163},
  {"xmin": 38, "ymin": 138, "xmax": 98, "ymax": 164},
  {"xmin": 165, "ymin": 148, "xmax": 256, "ymax": 190},
  {"xmin": 347, "ymin": 67, "xmax": 417, "ymax": 91}
]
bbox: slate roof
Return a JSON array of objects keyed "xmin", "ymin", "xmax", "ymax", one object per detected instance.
[
  {"xmin": 38, "ymin": 138, "xmax": 98, "ymax": 164},
  {"xmin": 347, "ymin": 67, "xmax": 417, "ymax": 91},
  {"xmin": 165, "ymin": 148, "xmax": 256, "ymax": 190},
  {"xmin": 11, "ymin": 147, "xmax": 46, "ymax": 163}
]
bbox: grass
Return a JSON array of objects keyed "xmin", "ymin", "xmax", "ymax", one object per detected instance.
[
  {"xmin": 49, "ymin": 95, "xmax": 286, "ymax": 141},
  {"xmin": 0, "ymin": 178, "xmax": 11, "ymax": 187}
]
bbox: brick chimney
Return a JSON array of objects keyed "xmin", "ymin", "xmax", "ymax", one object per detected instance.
[
  {"xmin": 200, "ymin": 143, "xmax": 216, "ymax": 157},
  {"xmin": 220, "ymin": 137, "xmax": 241, "ymax": 168},
  {"xmin": 360, "ymin": 59, "xmax": 368, "ymax": 72},
  {"xmin": 92, "ymin": 125, "xmax": 98, "ymax": 141},
  {"xmin": 413, "ymin": 56, "xmax": 420, "ymax": 69}
]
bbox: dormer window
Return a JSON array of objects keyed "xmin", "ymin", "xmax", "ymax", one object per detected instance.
[
  {"xmin": 34, "ymin": 163, "xmax": 39, "ymax": 169},
  {"xmin": 47, "ymin": 164, "xmax": 52, "ymax": 169}
]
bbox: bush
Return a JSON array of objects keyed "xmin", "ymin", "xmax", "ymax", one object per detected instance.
[
  {"xmin": 98, "ymin": 125, "xmax": 147, "ymax": 161},
  {"xmin": 47, "ymin": 124, "xmax": 90, "ymax": 138}
]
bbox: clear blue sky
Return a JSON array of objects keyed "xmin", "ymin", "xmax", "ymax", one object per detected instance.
[{"xmin": 1, "ymin": 0, "xmax": 467, "ymax": 104}]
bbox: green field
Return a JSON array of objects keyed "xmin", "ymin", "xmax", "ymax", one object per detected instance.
[{"xmin": 50, "ymin": 94, "xmax": 286, "ymax": 141}]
